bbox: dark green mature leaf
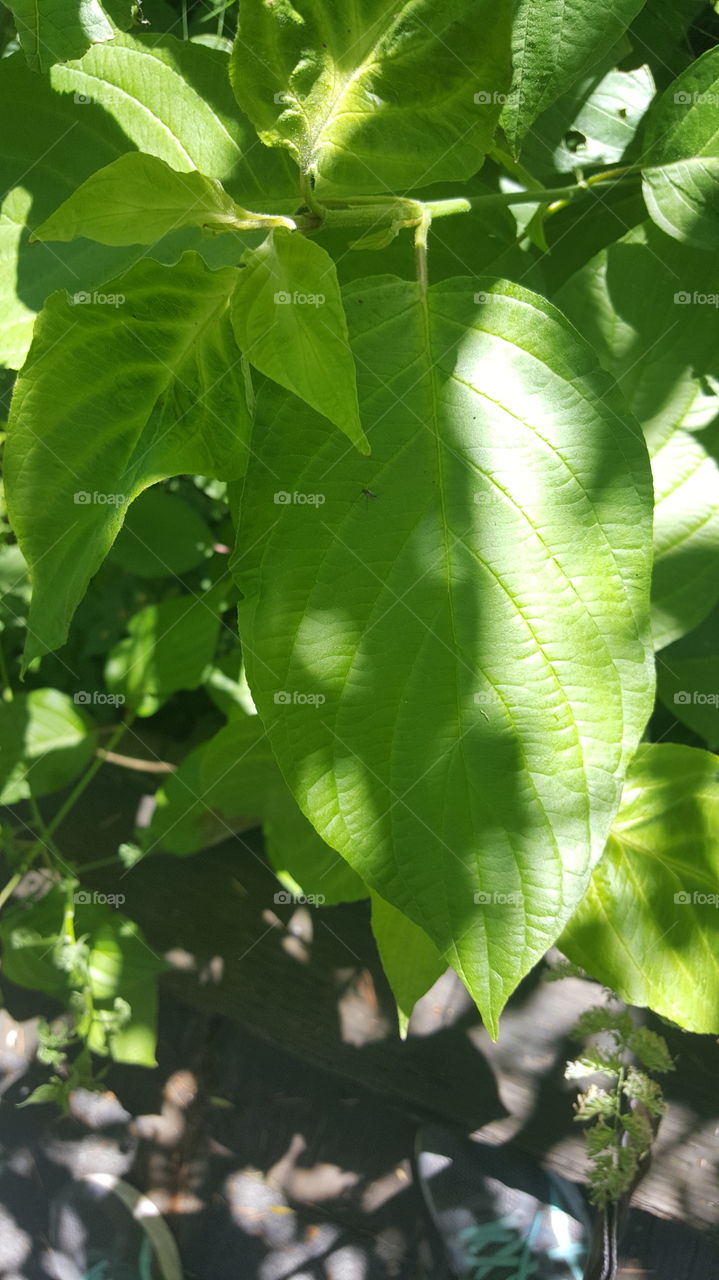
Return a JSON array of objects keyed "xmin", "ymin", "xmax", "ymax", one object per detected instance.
[
  {"xmin": 0, "ymin": 34, "xmax": 297, "ymax": 367},
  {"xmin": 642, "ymin": 47, "xmax": 719, "ymax": 249},
  {"xmin": 371, "ymin": 894, "xmax": 445, "ymax": 1038},
  {"xmin": 656, "ymin": 602, "xmax": 719, "ymax": 747},
  {"xmin": 232, "ymin": 276, "xmax": 655, "ymax": 1036},
  {"xmin": 231, "ymin": 229, "xmax": 368, "ymax": 452},
  {"xmin": 561, "ymin": 744, "xmax": 719, "ymax": 1034},
  {"xmin": 627, "ymin": 0, "xmax": 707, "ymax": 89},
  {"xmin": 6, "ymin": 0, "xmax": 114, "ymax": 72},
  {"xmin": 502, "ymin": 0, "xmax": 645, "ymax": 153},
  {"xmin": 5, "ymin": 253, "xmax": 249, "ymax": 666},
  {"xmin": 557, "ymin": 221, "xmax": 719, "ymax": 649},
  {"xmin": 148, "ymin": 715, "xmax": 365, "ymax": 903},
  {"xmin": 32, "ymin": 154, "xmax": 247, "ymax": 247},
  {"xmin": 230, "ymin": 0, "xmax": 511, "ymax": 196},
  {"xmin": 107, "ymin": 488, "xmax": 214, "ymax": 578},
  {"xmin": 0, "ymin": 689, "xmax": 96, "ymax": 804}
]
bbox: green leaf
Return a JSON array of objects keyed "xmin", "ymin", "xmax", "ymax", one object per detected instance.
[
  {"xmin": 148, "ymin": 715, "xmax": 366, "ymax": 904},
  {"xmin": 371, "ymin": 894, "xmax": 445, "ymax": 1038},
  {"xmin": 107, "ymin": 488, "xmax": 214, "ymax": 578},
  {"xmin": 0, "ymin": 688, "xmax": 97, "ymax": 805},
  {"xmin": 204, "ymin": 652, "xmax": 258, "ymax": 720},
  {"xmin": 105, "ymin": 587, "xmax": 226, "ymax": 716},
  {"xmin": 642, "ymin": 47, "xmax": 719, "ymax": 250},
  {"xmin": 556, "ymin": 221, "xmax": 719, "ymax": 648},
  {"xmin": 6, "ymin": 0, "xmax": 114, "ymax": 72},
  {"xmin": 231, "ymin": 229, "xmax": 368, "ymax": 452},
  {"xmin": 561, "ymin": 744, "xmax": 719, "ymax": 1034},
  {"xmin": 230, "ymin": 0, "xmax": 511, "ymax": 195},
  {"xmin": 656, "ymin": 602, "xmax": 719, "ymax": 747},
  {"xmin": 627, "ymin": 0, "xmax": 706, "ymax": 89},
  {"xmin": 83, "ymin": 909, "xmax": 167, "ymax": 1066},
  {"xmin": 31, "ymin": 153, "xmax": 248, "ymax": 247},
  {"xmin": 231, "ymin": 276, "xmax": 655, "ymax": 1037},
  {"xmin": 520, "ymin": 65, "xmax": 655, "ymax": 177},
  {"xmin": 502, "ymin": 0, "xmax": 645, "ymax": 153},
  {"xmin": 0, "ymin": 890, "xmax": 166, "ymax": 1064},
  {"xmin": 0, "ymin": 34, "xmax": 297, "ymax": 368},
  {"xmin": 5, "ymin": 252, "xmax": 249, "ymax": 666}
]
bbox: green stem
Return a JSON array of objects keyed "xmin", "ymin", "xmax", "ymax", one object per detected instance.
[
  {"xmin": 294, "ymin": 166, "xmax": 641, "ymax": 237},
  {"xmin": 0, "ymin": 871, "xmax": 22, "ymax": 912}
]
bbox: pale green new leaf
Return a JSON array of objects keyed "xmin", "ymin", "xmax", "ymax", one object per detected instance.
[
  {"xmin": 561, "ymin": 744, "xmax": 719, "ymax": 1034},
  {"xmin": 0, "ymin": 35, "xmax": 297, "ymax": 367},
  {"xmin": 32, "ymin": 154, "xmax": 247, "ymax": 247},
  {"xmin": 371, "ymin": 895, "xmax": 445, "ymax": 1038},
  {"xmin": 6, "ymin": 0, "xmax": 114, "ymax": 72},
  {"xmin": 231, "ymin": 228, "xmax": 368, "ymax": 452},
  {"xmin": 230, "ymin": 0, "xmax": 511, "ymax": 195},
  {"xmin": 0, "ymin": 688, "xmax": 96, "ymax": 804},
  {"xmin": 5, "ymin": 252, "xmax": 250, "ymax": 666},
  {"xmin": 502, "ymin": 0, "xmax": 645, "ymax": 153},
  {"xmin": 642, "ymin": 47, "xmax": 719, "ymax": 249},
  {"xmin": 232, "ymin": 276, "xmax": 655, "ymax": 1037},
  {"xmin": 556, "ymin": 221, "xmax": 719, "ymax": 648}
]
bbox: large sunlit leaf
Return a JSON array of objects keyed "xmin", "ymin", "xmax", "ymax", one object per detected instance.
[
  {"xmin": 231, "ymin": 276, "xmax": 655, "ymax": 1036},
  {"xmin": 230, "ymin": 0, "xmax": 511, "ymax": 196},
  {"xmin": 0, "ymin": 34, "xmax": 297, "ymax": 367},
  {"xmin": 556, "ymin": 221, "xmax": 719, "ymax": 649},
  {"xmin": 5, "ymin": 252, "xmax": 250, "ymax": 667},
  {"xmin": 231, "ymin": 229, "xmax": 368, "ymax": 452},
  {"xmin": 5, "ymin": 0, "xmax": 114, "ymax": 72},
  {"xmin": 561, "ymin": 744, "xmax": 719, "ymax": 1034},
  {"xmin": 641, "ymin": 47, "xmax": 719, "ymax": 250},
  {"xmin": 0, "ymin": 688, "xmax": 97, "ymax": 804},
  {"xmin": 502, "ymin": 0, "xmax": 645, "ymax": 154}
]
